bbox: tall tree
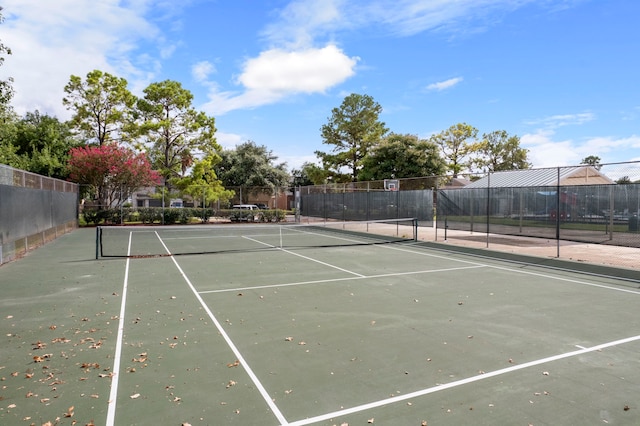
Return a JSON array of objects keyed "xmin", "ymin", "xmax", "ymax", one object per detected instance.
[
  {"xmin": 215, "ymin": 141, "xmax": 289, "ymax": 203},
  {"xmin": 63, "ymin": 70, "xmax": 136, "ymax": 145},
  {"xmin": 136, "ymin": 80, "xmax": 218, "ymax": 189},
  {"xmin": 359, "ymin": 133, "xmax": 446, "ymax": 181},
  {"xmin": 10, "ymin": 111, "xmax": 79, "ymax": 179},
  {"xmin": 430, "ymin": 123, "xmax": 479, "ymax": 178},
  {"xmin": 0, "ymin": 8, "xmax": 14, "ymax": 116},
  {"xmin": 291, "ymin": 162, "xmax": 328, "ymax": 187},
  {"xmin": 580, "ymin": 155, "xmax": 602, "ymax": 170},
  {"xmin": 472, "ymin": 130, "xmax": 530, "ymax": 173},
  {"xmin": 316, "ymin": 93, "xmax": 388, "ymax": 182},
  {"xmin": 0, "ymin": 115, "xmax": 25, "ymax": 168},
  {"xmin": 172, "ymin": 154, "xmax": 234, "ymax": 206}
]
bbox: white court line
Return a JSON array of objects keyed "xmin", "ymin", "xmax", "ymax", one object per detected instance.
[
  {"xmin": 155, "ymin": 232, "xmax": 290, "ymax": 425},
  {"xmin": 379, "ymin": 243, "xmax": 640, "ymax": 295},
  {"xmin": 199, "ymin": 265, "xmax": 485, "ymax": 294},
  {"xmin": 486, "ymin": 263, "xmax": 640, "ymax": 295},
  {"xmin": 287, "ymin": 334, "xmax": 640, "ymax": 426},
  {"xmin": 105, "ymin": 232, "xmax": 133, "ymax": 426},
  {"xmin": 243, "ymin": 235, "xmax": 366, "ymax": 277}
]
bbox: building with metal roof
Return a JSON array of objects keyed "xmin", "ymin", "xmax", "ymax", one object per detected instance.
[{"xmin": 464, "ymin": 166, "xmax": 615, "ymax": 188}]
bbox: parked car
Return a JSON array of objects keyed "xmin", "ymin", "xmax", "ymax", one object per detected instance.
[
  {"xmin": 254, "ymin": 203, "xmax": 268, "ymax": 209},
  {"xmin": 230, "ymin": 204, "xmax": 261, "ymax": 222}
]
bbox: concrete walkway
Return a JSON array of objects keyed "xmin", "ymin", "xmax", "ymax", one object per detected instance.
[{"xmin": 417, "ymin": 225, "xmax": 639, "ymax": 272}]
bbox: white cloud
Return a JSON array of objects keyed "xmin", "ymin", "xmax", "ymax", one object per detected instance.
[
  {"xmin": 521, "ymin": 130, "xmax": 578, "ymax": 167},
  {"xmin": 215, "ymin": 131, "xmax": 245, "ymax": 150},
  {"xmin": 278, "ymin": 153, "xmax": 319, "ymax": 171},
  {"xmin": 240, "ymin": 46, "xmax": 357, "ymax": 93},
  {"xmin": 521, "ymin": 130, "xmax": 640, "ymax": 168},
  {"xmin": 0, "ymin": 0, "xmax": 167, "ymax": 118},
  {"xmin": 426, "ymin": 77, "xmax": 463, "ymax": 91},
  {"xmin": 201, "ymin": 45, "xmax": 358, "ymax": 115},
  {"xmin": 261, "ymin": 0, "xmax": 344, "ymax": 49},
  {"xmin": 0, "ymin": 0, "xmax": 589, "ymax": 120},
  {"xmin": 192, "ymin": 61, "xmax": 216, "ymax": 83},
  {"xmin": 525, "ymin": 112, "xmax": 595, "ymax": 129}
]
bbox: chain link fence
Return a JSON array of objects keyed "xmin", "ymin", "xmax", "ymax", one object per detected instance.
[
  {"xmin": 77, "ymin": 184, "xmax": 296, "ymax": 225},
  {"xmin": 0, "ymin": 164, "xmax": 78, "ymax": 265},
  {"xmin": 437, "ymin": 163, "xmax": 640, "ymax": 246},
  {"xmin": 298, "ymin": 162, "xmax": 640, "ymax": 269}
]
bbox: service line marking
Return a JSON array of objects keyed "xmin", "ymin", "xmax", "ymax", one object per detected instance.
[{"xmin": 199, "ymin": 265, "xmax": 484, "ymax": 294}]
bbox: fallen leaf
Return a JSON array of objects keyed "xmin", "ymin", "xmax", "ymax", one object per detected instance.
[
  {"xmin": 64, "ymin": 406, "xmax": 74, "ymax": 418},
  {"xmin": 130, "ymin": 393, "xmax": 140, "ymax": 399}
]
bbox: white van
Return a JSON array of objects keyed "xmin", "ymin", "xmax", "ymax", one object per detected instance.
[
  {"xmin": 230, "ymin": 204, "xmax": 260, "ymax": 222},
  {"xmin": 232, "ymin": 204, "xmax": 260, "ymax": 211}
]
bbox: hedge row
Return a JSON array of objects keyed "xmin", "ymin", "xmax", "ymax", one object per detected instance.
[
  {"xmin": 82, "ymin": 207, "xmax": 288, "ymax": 225},
  {"xmin": 82, "ymin": 207, "xmax": 214, "ymax": 225}
]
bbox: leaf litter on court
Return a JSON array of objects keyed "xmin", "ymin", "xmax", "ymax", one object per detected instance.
[{"xmin": 1, "ymin": 302, "xmax": 118, "ymax": 425}]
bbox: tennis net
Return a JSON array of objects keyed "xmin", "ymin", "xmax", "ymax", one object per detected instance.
[{"xmin": 96, "ymin": 218, "xmax": 418, "ymax": 258}]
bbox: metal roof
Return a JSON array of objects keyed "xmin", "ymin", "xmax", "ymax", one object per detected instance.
[{"xmin": 463, "ymin": 166, "xmax": 613, "ymax": 188}]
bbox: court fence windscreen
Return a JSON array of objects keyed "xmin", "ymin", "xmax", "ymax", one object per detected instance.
[
  {"xmin": 96, "ymin": 218, "xmax": 418, "ymax": 258},
  {"xmin": 0, "ymin": 164, "xmax": 78, "ymax": 265},
  {"xmin": 298, "ymin": 162, "xmax": 640, "ymax": 262}
]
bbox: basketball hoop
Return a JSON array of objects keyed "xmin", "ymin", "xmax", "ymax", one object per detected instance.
[{"xmin": 384, "ymin": 179, "xmax": 399, "ymax": 191}]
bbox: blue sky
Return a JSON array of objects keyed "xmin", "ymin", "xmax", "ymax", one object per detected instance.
[{"xmin": 1, "ymin": 0, "xmax": 639, "ymax": 172}]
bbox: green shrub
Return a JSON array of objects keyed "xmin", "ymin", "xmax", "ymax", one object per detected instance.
[
  {"xmin": 82, "ymin": 209, "xmax": 101, "ymax": 225},
  {"xmin": 198, "ymin": 208, "xmax": 214, "ymax": 222},
  {"xmin": 163, "ymin": 208, "xmax": 182, "ymax": 224},
  {"xmin": 138, "ymin": 208, "xmax": 161, "ymax": 224}
]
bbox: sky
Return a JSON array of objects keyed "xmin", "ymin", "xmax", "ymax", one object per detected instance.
[{"xmin": 1, "ymin": 0, "xmax": 640, "ymax": 173}]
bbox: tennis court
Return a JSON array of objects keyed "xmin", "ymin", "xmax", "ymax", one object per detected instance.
[{"xmin": 1, "ymin": 221, "xmax": 640, "ymax": 425}]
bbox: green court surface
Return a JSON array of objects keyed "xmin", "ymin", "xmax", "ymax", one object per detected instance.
[{"xmin": 1, "ymin": 226, "xmax": 640, "ymax": 426}]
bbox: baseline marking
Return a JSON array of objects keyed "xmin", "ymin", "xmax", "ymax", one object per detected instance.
[
  {"xmin": 288, "ymin": 334, "xmax": 640, "ymax": 426},
  {"xmin": 155, "ymin": 232, "xmax": 290, "ymax": 425}
]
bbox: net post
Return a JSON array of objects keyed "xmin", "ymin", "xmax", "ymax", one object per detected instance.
[
  {"xmin": 95, "ymin": 226, "xmax": 100, "ymax": 259},
  {"xmin": 413, "ymin": 218, "xmax": 418, "ymax": 241}
]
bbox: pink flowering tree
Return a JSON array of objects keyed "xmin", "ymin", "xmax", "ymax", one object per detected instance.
[{"xmin": 68, "ymin": 144, "xmax": 161, "ymax": 209}]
